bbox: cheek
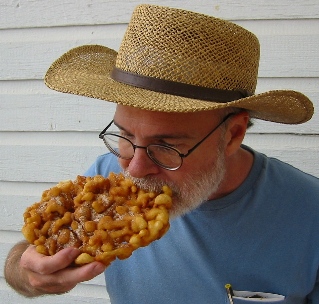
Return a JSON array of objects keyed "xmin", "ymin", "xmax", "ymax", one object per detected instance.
[
  {"xmin": 182, "ymin": 152, "xmax": 208, "ymax": 171},
  {"xmin": 118, "ymin": 158, "xmax": 130, "ymax": 170},
  {"xmin": 179, "ymin": 149, "xmax": 220, "ymax": 177}
]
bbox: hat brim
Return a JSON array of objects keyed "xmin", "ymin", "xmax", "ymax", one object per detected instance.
[{"xmin": 45, "ymin": 45, "xmax": 314, "ymax": 124}]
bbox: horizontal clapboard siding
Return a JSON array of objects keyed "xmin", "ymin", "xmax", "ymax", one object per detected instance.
[
  {"xmin": 1, "ymin": 20, "xmax": 318, "ymax": 80},
  {"xmin": 1, "ymin": 0, "xmax": 318, "ymax": 29},
  {"xmin": 1, "ymin": 1, "xmax": 318, "ymax": 303}
]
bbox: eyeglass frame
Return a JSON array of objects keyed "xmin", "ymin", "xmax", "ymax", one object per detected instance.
[{"xmin": 99, "ymin": 113, "xmax": 234, "ymax": 171}]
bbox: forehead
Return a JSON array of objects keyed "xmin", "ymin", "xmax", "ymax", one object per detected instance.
[{"xmin": 113, "ymin": 105, "xmax": 222, "ymax": 133}]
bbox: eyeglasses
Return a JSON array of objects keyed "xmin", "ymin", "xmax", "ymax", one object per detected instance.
[{"xmin": 99, "ymin": 113, "xmax": 234, "ymax": 171}]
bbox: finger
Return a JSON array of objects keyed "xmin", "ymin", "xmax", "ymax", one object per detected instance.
[
  {"xmin": 21, "ymin": 246, "xmax": 81, "ymax": 275},
  {"xmin": 28, "ymin": 261, "xmax": 106, "ymax": 294},
  {"xmin": 60, "ymin": 261, "xmax": 107, "ymax": 283}
]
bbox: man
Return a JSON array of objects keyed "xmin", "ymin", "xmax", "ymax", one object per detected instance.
[{"xmin": 4, "ymin": 4, "xmax": 319, "ymax": 303}]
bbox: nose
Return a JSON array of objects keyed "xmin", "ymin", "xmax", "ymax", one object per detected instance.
[{"xmin": 125, "ymin": 147, "xmax": 160, "ymax": 178}]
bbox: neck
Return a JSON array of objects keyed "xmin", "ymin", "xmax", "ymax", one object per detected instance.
[{"xmin": 209, "ymin": 147, "xmax": 254, "ymax": 200}]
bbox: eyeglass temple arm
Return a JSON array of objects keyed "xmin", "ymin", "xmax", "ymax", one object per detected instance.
[
  {"xmin": 99, "ymin": 120, "xmax": 114, "ymax": 138},
  {"xmin": 180, "ymin": 113, "xmax": 234, "ymax": 158}
]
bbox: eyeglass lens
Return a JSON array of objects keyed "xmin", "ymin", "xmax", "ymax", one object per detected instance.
[{"xmin": 103, "ymin": 134, "xmax": 182, "ymax": 169}]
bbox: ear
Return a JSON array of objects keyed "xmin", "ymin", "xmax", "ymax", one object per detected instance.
[{"xmin": 224, "ymin": 111, "xmax": 249, "ymax": 157}]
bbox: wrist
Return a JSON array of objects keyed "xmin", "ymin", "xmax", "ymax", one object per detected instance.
[{"xmin": 4, "ymin": 241, "xmax": 43, "ymax": 298}]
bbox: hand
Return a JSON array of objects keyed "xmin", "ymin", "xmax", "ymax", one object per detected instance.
[{"xmin": 19, "ymin": 245, "xmax": 106, "ymax": 296}]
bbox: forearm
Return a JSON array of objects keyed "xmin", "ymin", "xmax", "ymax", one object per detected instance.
[{"xmin": 4, "ymin": 241, "xmax": 43, "ymax": 298}]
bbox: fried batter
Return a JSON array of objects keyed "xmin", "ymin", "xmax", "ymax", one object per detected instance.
[{"xmin": 22, "ymin": 173, "xmax": 172, "ymax": 267}]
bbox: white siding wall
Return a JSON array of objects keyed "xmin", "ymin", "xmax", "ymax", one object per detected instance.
[{"xmin": 0, "ymin": 1, "xmax": 318, "ymax": 303}]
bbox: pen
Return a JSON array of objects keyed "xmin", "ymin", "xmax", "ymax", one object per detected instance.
[{"xmin": 225, "ymin": 283, "xmax": 234, "ymax": 304}]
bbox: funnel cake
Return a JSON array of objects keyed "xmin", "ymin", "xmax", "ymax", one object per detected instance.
[{"xmin": 22, "ymin": 173, "xmax": 172, "ymax": 267}]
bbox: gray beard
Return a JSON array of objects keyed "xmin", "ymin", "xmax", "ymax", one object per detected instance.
[{"xmin": 123, "ymin": 146, "xmax": 226, "ymax": 218}]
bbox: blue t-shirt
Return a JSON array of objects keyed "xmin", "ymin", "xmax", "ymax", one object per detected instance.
[{"xmin": 85, "ymin": 147, "xmax": 319, "ymax": 304}]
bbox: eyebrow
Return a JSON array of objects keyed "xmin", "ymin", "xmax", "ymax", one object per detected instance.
[{"xmin": 113, "ymin": 120, "xmax": 194, "ymax": 140}]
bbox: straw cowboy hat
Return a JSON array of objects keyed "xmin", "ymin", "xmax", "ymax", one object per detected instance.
[{"xmin": 44, "ymin": 4, "xmax": 314, "ymax": 124}]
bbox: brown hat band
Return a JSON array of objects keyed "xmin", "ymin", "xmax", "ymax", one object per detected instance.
[{"xmin": 111, "ymin": 67, "xmax": 251, "ymax": 103}]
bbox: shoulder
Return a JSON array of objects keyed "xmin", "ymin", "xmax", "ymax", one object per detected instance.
[
  {"xmin": 265, "ymin": 154, "xmax": 319, "ymax": 189},
  {"xmin": 84, "ymin": 153, "xmax": 122, "ymax": 177},
  {"xmin": 246, "ymin": 145, "xmax": 319, "ymax": 188},
  {"xmin": 254, "ymin": 149, "xmax": 319, "ymax": 211}
]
